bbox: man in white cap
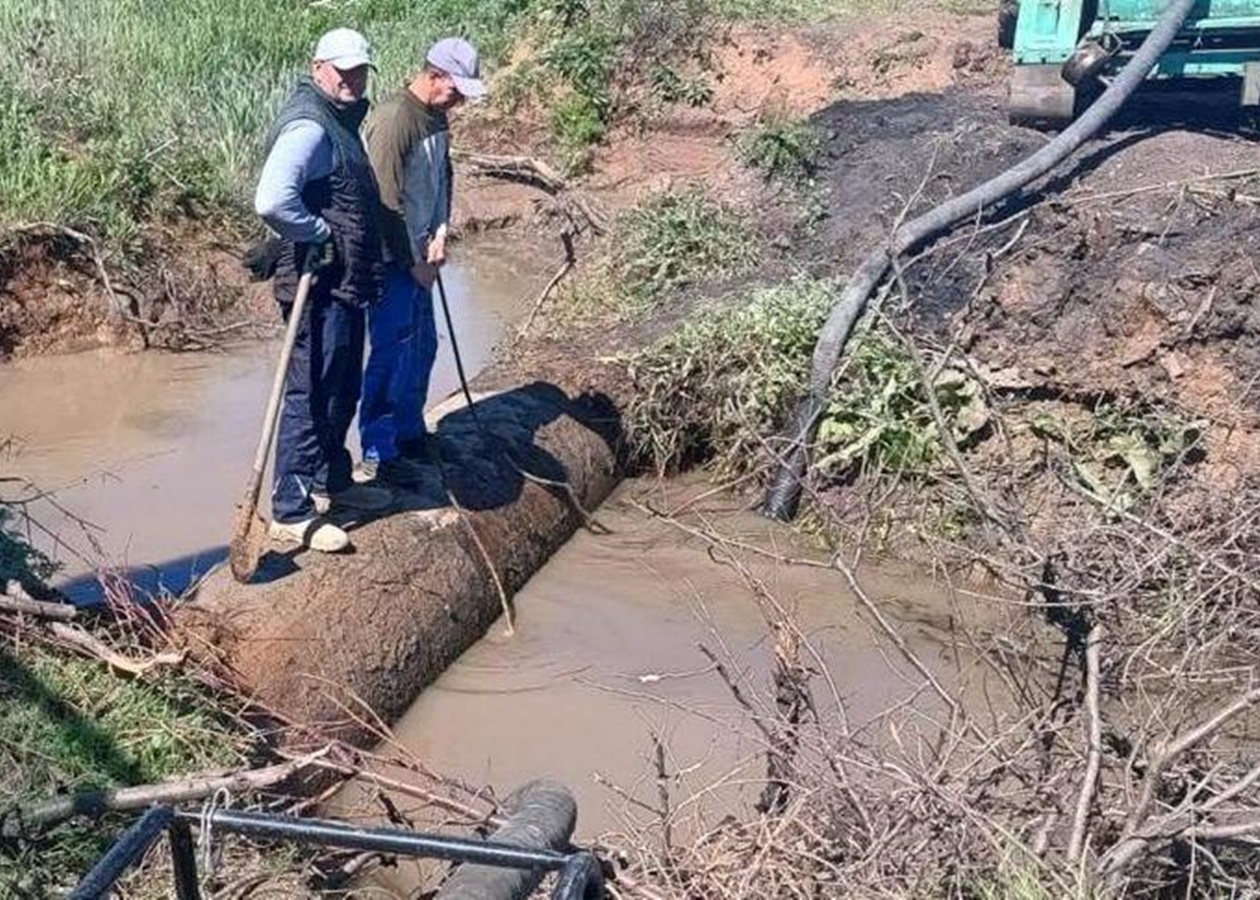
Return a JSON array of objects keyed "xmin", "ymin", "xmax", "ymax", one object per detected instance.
[
  {"xmin": 356, "ymin": 37, "xmax": 487, "ymax": 486},
  {"xmin": 253, "ymin": 27, "xmax": 393, "ymax": 553}
]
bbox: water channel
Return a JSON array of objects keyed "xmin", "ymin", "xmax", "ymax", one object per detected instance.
[
  {"xmin": 1, "ymin": 249, "xmax": 535, "ymax": 603},
  {"xmin": 0, "ymin": 244, "xmax": 982, "ymax": 896}
]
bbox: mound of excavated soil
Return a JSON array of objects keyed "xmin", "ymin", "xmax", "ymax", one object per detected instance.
[{"xmin": 784, "ymin": 83, "xmax": 1260, "ymax": 508}]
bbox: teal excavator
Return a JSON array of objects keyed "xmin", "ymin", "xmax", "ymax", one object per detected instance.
[{"xmin": 1001, "ymin": 0, "xmax": 1260, "ymax": 123}]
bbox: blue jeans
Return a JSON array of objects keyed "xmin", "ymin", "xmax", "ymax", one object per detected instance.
[
  {"xmin": 272, "ymin": 291, "xmax": 365, "ymax": 523},
  {"xmin": 359, "ymin": 267, "xmax": 437, "ymax": 463}
]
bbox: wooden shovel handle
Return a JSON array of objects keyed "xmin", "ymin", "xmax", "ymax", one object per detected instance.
[{"xmin": 248, "ymin": 271, "xmax": 314, "ymax": 481}]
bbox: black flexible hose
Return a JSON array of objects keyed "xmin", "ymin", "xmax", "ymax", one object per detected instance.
[
  {"xmin": 435, "ymin": 780, "xmax": 579, "ymax": 900},
  {"xmin": 760, "ymin": 0, "xmax": 1199, "ymax": 521}
]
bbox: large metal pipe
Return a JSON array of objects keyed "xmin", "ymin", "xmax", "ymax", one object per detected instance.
[{"xmin": 760, "ymin": 0, "xmax": 1200, "ymax": 521}]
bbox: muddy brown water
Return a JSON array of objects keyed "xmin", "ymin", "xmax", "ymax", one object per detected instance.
[
  {"xmin": 1, "ymin": 240, "xmax": 988, "ymax": 897},
  {"xmin": 0, "ymin": 249, "xmax": 537, "ymax": 602},
  {"xmin": 336, "ymin": 476, "xmax": 990, "ymax": 895}
]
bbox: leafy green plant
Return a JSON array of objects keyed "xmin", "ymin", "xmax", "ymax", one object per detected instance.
[
  {"xmin": 551, "ymin": 91, "xmax": 608, "ymax": 154},
  {"xmin": 815, "ymin": 333, "xmax": 986, "ymax": 477},
  {"xmin": 650, "ymin": 63, "xmax": 714, "ymax": 107},
  {"xmin": 540, "ymin": 25, "xmax": 618, "ymax": 120},
  {"xmin": 626, "ymin": 276, "xmax": 835, "ymax": 474},
  {"xmin": 613, "ymin": 188, "xmax": 749, "ymax": 305},
  {"xmin": 1031, "ymin": 402, "xmax": 1203, "ymax": 512},
  {"xmin": 736, "ymin": 112, "xmax": 825, "ymax": 185},
  {"xmin": 503, "ymin": 0, "xmax": 716, "ymax": 152}
]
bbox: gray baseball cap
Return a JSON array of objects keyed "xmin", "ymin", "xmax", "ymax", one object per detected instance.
[{"xmin": 426, "ymin": 37, "xmax": 487, "ymax": 99}]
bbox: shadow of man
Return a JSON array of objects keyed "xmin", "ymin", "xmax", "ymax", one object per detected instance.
[
  {"xmin": 247, "ymin": 380, "xmax": 622, "ymax": 583},
  {"xmin": 397, "ymin": 380, "xmax": 623, "ymax": 514}
]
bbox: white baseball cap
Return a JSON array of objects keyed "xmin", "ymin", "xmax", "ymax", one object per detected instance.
[
  {"xmin": 314, "ymin": 28, "xmax": 374, "ymax": 70},
  {"xmin": 426, "ymin": 37, "xmax": 487, "ymax": 99}
]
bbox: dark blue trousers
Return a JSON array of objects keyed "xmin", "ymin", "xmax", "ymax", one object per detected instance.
[
  {"xmin": 271, "ymin": 290, "xmax": 365, "ymax": 524},
  {"xmin": 359, "ymin": 267, "xmax": 438, "ymax": 464}
]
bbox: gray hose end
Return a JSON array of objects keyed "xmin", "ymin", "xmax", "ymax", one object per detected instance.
[{"xmin": 436, "ymin": 780, "xmax": 580, "ymax": 900}]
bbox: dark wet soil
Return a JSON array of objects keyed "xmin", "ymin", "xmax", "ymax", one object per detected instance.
[{"xmin": 781, "ymin": 83, "xmax": 1260, "ymax": 446}]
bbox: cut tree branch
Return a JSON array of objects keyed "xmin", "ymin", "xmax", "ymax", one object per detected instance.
[
  {"xmin": 454, "ymin": 151, "xmax": 607, "ymax": 235},
  {"xmin": 2, "ymin": 749, "xmax": 330, "ymax": 836},
  {"xmin": 1068, "ymin": 623, "xmax": 1103, "ymax": 864}
]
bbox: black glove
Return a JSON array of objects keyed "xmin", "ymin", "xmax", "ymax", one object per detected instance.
[
  {"xmin": 299, "ymin": 237, "xmax": 337, "ymax": 274},
  {"xmin": 241, "ymin": 236, "xmax": 284, "ymax": 282}
]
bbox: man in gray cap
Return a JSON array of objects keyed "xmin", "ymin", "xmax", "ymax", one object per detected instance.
[
  {"xmin": 253, "ymin": 27, "xmax": 393, "ymax": 553},
  {"xmin": 357, "ymin": 37, "xmax": 487, "ymax": 485}
]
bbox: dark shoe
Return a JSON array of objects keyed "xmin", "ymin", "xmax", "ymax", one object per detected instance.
[
  {"xmin": 313, "ymin": 483, "xmax": 394, "ymax": 514},
  {"xmin": 378, "ymin": 456, "xmax": 429, "ymax": 486},
  {"xmin": 397, "ymin": 434, "xmax": 433, "ymax": 461}
]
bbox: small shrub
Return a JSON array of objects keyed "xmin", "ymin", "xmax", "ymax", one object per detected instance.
[
  {"xmin": 540, "ymin": 25, "xmax": 617, "ymax": 121},
  {"xmin": 626, "ymin": 276, "xmax": 834, "ymax": 473},
  {"xmin": 507, "ymin": 0, "xmax": 715, "ymax": 151},
  {"xmin": 626, "ymin": 285, "xmax": 988, "ymax": 480},
  {"xmin": 614, "ymin": 188, "xmax": 749, "ymax": 304},
  {"xmin": 649, "ymin": 63, "xmax": 714, "ymax": 107},
  {"xmin": 736, "ymin": 112, "xmax": 825, "ymax": 184},
  {"xmin": 551, "ymin": 91, "xmax": 607, "ymax": 154}
]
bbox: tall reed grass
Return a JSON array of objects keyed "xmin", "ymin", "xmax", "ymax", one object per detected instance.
[{"xmin": 0, "ymin": 0, "xmax": 520, "ymax": 241}]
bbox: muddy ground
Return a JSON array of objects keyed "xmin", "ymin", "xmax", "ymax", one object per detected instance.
[
  {"xmin": 11, "ymin": 4, "xmax": 1259, "ymax": 538},
  {"xmin": 792, "ymin": 86, "xmax": 1260, "ymax": 546}
]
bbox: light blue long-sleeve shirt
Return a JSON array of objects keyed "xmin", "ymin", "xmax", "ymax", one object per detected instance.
[{"xmin": 253, "ymin": 120, "xmax": 336, "ymax": 244}]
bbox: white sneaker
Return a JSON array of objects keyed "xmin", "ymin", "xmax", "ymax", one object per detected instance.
[
  {"xmin": 312, "ymin": 482, "xmax": 394, "ymax": 514},
  {"xmin": 268, "ymin": 517, "xmax": 350, "ymax": 553}
]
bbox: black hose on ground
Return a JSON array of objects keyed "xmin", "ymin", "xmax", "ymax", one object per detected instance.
[
  {"xmin": 760, "ymin": 0, "xmax": 1198, "ymax": 521},
  {"xmin": 435, "ymin": 780, "xmax": 581, "ymax": 900}
]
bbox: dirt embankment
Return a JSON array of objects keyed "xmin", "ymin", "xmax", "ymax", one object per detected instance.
[
  {"xmin": 0, "ymin": 13, "xmax": 999, "ymax": 361},
  {"xmin": 788, "ymin": 85, "xmax": 1260, "ymax": 530}
]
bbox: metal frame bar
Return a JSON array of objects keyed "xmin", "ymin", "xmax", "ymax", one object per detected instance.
[{"xmin": 68, "ymin": 805, "xmax": 604, "ymax": 900}]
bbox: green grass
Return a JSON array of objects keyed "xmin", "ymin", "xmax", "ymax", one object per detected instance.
[
  {"xmin": 0, "ymin": 0, "xmax": 998, "ymax": 246},
  {"xmin": 0, "ymin": 642, "xmax": 253, "ymax": 895},
  {"xmin": 0, "ymin": 0, "xmax": 525, "ymax": 243},
  {"xmin": 1, "ymin": 504, "xmax": 252, "ymax": 894}
]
